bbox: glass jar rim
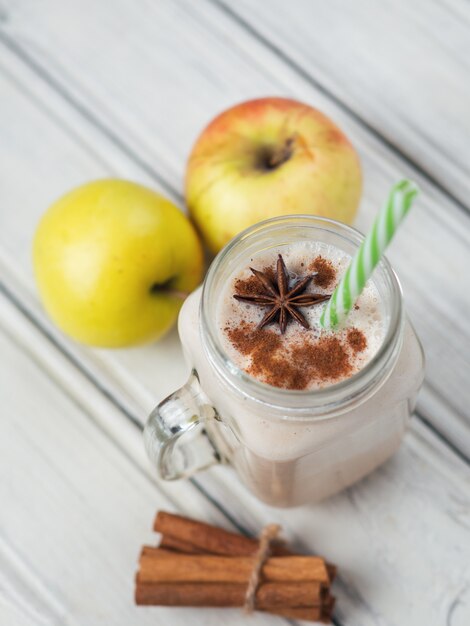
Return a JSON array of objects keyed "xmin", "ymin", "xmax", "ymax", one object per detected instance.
[{"xmin": 201, "ymin": 215, "xmax": 404, "ymax": 417}]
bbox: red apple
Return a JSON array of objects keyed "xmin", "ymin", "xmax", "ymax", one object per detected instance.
[{"xmin": 185, "ymin": 97, "xmax": 362, "ymax": 253}]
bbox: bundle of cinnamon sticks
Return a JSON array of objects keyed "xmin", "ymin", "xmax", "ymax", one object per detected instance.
[{"xmin": 135, "ymin": 511, "xmax": 336, "ymax": 623}]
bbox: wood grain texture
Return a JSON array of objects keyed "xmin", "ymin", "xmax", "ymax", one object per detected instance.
[
  {"xmin": 226, "ymin": 0, "xmax": 470, "ymax": 211},
  {"xmin": 198, "ymin": 428, "xmax": 470, "ymax": 626},
  {"xmin": 0, "ymin": 294, "xmax": 278, "ymax": 626},
  {"xmin": 2, "ymin": 286, "xmax": 470, "ymax": 626},
  {"xmin": 0, "ymin": 0, "xmax": 469, "ymax": 455},
  {"xmin": 0, "ymin": 2, "xmax": 469, "ymax": 625}
]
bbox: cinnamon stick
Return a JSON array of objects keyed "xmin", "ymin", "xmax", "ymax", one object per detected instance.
[
  {"xmin": 137, "ymin": 512, "xmax": 337, "ymax": 623},
  {"xmin": 135, "ymin": 581, "xmax": 326, "ymax": 608},
  {"xmin": 269, "ymin": 603, "xmax": 334, "ymax": 623},
  {"xmin": 160, "ymin": 532, "xmax": 337, "ymax": 581},
  {"xmin": 159, "ymin": 529, "xmax": 289, "ymax": 556},
  {"xmin": 159, "ymin": 534, "xmax": 204, "ymax": 554},
  {"xmin": 155, "ymin": 511, "xmax": 276, "ymax": 556},
  {"xmin": 155, "ymin": 511, "xmax": 336, "ymax": 580},
  {"xmin": 270, "ymin": 594, "xmax": 335, "ymax": 621},
  {"xmin": 139, "ymin": 547, "xmax": 330, "ymax": 584}
]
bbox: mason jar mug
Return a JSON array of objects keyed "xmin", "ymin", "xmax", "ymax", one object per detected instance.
[{"xmin": 144, "ymin": 216, "xmax": 424, "ymax": 507}]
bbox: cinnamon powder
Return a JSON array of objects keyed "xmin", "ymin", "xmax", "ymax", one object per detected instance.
[
  {"xmin": 226, "ymin": 321, "xmax": 282, "ymax": 358},
  {"xmin": 226, "ymin": 322, "xmax": 354, "ymax": 390},
  {"xmin": 291, "ymin": 337, "xmax": 352, "ymax": 382},
  {"xmin": 309, "ymin": 256, "xmax": 336, "ymax": 289},
  {"xmin": 234, "ymin": 266, "xmax": 276, "ymax": 297},
  {"xmin": 347, "ymin": 328, "xmax": 367, "ymax": 353},
  {"xmin": 234, "ymin": 275, "xmax": 262, "ymax": 297},
  {"xmin": 227, "ymin": 255, "xmax": 363, "ymax": 390}
]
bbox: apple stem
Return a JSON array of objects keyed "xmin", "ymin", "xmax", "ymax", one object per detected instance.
[
  {"xmin": 149, "ymin": 281, "xmax": 190, "ymax": 301},
  {"xmin": 268, "ymin": 136, "xmax": 295, "ymax": 169}
]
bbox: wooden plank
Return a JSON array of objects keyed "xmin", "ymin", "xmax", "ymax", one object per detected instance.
[
  {"xmin": 2, "ymin": 286, "xmax": 470, "ymax": 626},
  {"xmin": 224, "ymin": 0, "xmax": 470, "ymax": 211},
  {"xmin": 0, "ymin": 0, "xmax": 469, "ymax": 452},
  {"xmin": 0, "ymin": 4, "xmax": 468, "ymax": 623},
  {"xmin": 0, "ymin": 293, "xmax": 278, "ymax": 626},
  {"xmin": 199, "ymin": 422, "xmax": 470, "ymax": 626},
  {"xmin": 0, "ymin": 5, "xmax": 469, "ymax": 622},
  {"xmin": 0, "ymin": 45, "xmax": 186, "ymax": 411}
]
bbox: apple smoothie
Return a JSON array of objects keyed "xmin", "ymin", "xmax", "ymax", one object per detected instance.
[
  {"xmin": 217, "ymin": 243, "xmax": 385, "ymax": 391},
  {"xmin": 146, "ymin": 216, "xmax": 424, "ymax": 507}
]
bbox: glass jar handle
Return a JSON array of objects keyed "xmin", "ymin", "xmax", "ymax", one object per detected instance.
[{"xmin": 144, "ymin": 370, "xmax": 222, "ymax": 480}]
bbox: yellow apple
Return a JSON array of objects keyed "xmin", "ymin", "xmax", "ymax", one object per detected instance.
[
  {"xmin": 185, "ymin": 97, "xmax": 362, "ymax": 253},
  {"xmin": 33, "ymin": 179, "xmax": 204, "ymax": 347}
]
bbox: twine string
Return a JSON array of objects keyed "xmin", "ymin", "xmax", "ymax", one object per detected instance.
[{"xmin": 244, "ymin": 523, "xmax": 281, "ymax": 613}]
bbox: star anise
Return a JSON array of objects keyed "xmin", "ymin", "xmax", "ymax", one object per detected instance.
[{"xmin": 233, "ymin": 254, "xmax": 331, "ymax": 334}]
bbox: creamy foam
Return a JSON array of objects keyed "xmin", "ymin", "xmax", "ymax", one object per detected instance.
[{"xmin": 217, "ymin": 241, "xmax": 386, "ymax": 390}]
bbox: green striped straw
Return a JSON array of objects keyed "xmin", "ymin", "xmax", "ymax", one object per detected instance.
[{"xmin": 320, "ymin": 179, "xmax": 419, "ymax": 329}]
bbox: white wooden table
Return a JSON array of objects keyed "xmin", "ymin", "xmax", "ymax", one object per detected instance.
[{"xmin": 1, "ymin": 2, "xmax": 469, "ymax": 625}]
